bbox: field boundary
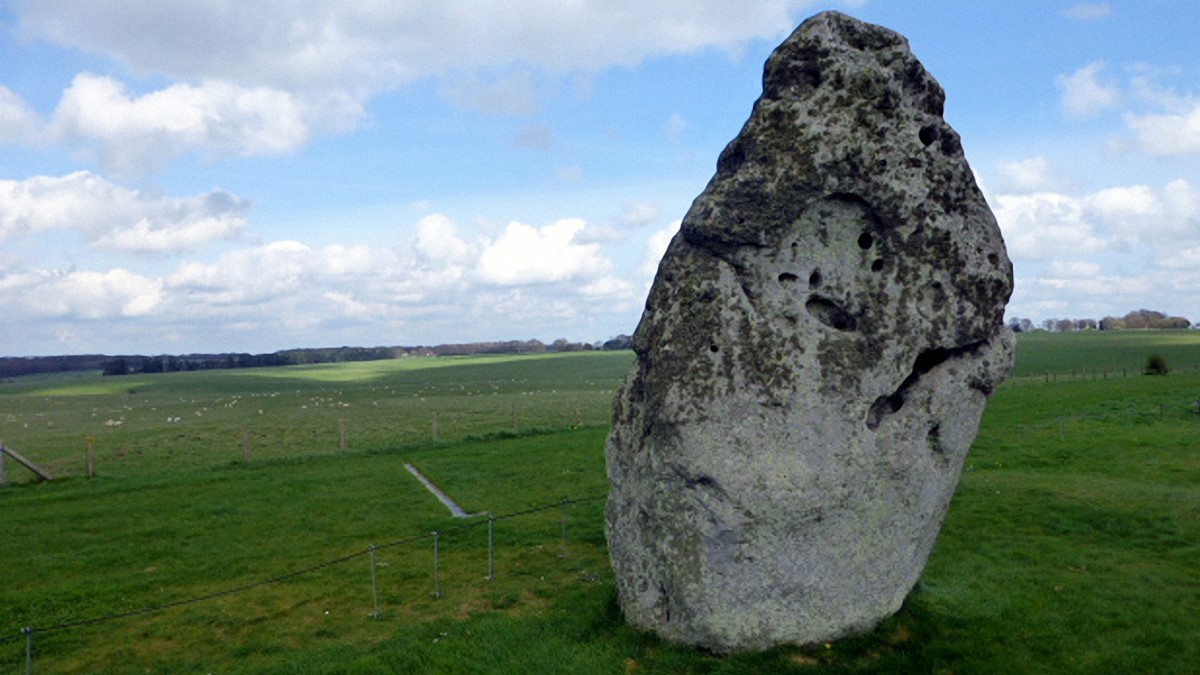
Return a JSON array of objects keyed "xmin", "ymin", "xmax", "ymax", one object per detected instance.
[{"xmin": 4, "ymin": 494, "xmax": 606, "ymax": 672}]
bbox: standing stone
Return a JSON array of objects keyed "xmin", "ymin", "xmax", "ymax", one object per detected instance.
[{"xmin": 605, "ymin": 11, "xmax": 1014, "ymax": 652}]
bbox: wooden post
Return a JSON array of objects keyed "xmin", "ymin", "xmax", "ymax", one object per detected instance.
[
  {"xmin": 0, "ymin": 444, "xmax": 52, "ymax": 482},
  {"xmin": 338, "ymin": 418, "xmax": 347, "ymax": 452},
  {"xmin": 433, "ymin": 412, "xmax": 440, "ymax": 442},
  {"xmin": 511, "ymin": 402, "xmax": 517, "ymax": 432},
  {"xmin": 86, "ymin": 436, "xmax": 95, "ymax": 479},
  {"xmin": 241, "ymin": 426, "xmax": 250, "ymax": 463},
  {"xmin": 1, "ymin": 441, "xmax": 6, "ymax": 486}
]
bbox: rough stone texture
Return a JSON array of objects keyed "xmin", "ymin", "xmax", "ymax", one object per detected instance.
[{"xmin": 605, "ymin": 11, "xmax": 1014, "ymax": 653}]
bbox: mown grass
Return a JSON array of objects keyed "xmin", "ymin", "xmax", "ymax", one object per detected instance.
[{"xmin": 2, "ymin": 335, "xmax": 1199, "ymax": 673}]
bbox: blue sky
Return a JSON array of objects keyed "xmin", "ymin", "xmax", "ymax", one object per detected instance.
[{"xmin": 2, "ymin": 1, "xmax": 1199, "ymax": 356}]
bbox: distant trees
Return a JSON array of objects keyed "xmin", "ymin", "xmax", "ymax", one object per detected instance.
[
  {"xmin": 1009, "ymin": 310, "xmax": 1191, "ymax": 333},
  {"xmin": 551, "ymin": 338, "xmax": 593, "ymax": 352},
  {"xmin": 98, "ymin": 346, "xmax": 400, "ymax": 377},
  {"xmin": 602, "ymin": 335, "xmax": 633, "ymax": 351},
  {"xmin": 1007, "ymin": 317, "xmax": 1036, "ymax": 333},
  {"xmin": 5, "ymin": 333, "xmax": 634, "ymax": 380},
  {"xmin": 1100, "ymin": 309, "xmax": 1191, "ymax": 330},
  {"xmin": 430, "ymin": 339, "xmax": 547, "ymax": 356}
]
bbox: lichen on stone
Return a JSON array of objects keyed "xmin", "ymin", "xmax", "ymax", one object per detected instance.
[{"xmin": 606, "ymin": 10, "xmax": 1013, "ymax": 653}]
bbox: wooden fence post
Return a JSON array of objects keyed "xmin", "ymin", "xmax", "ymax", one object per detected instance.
[
  {"xmin": 433, "ymin": 412, "xmax": 440, "ymax": 442},
  {"xmin": 338, "ymin": 418, "xmax": 347, "ymax": 452},
  {"xmin": 0, "ymin": 441, "xmax": 6, "ymax": 486},
  {"xmin": 241, "ymin": 426, "xmax": 250, "ymax": 463},
  {"xmin": 0, "ymin": 444, "xmax": 52, "ymax": 482},
  {"xmin": 86, "ymin": 436, "xmax": 95, "ymax": 478}
]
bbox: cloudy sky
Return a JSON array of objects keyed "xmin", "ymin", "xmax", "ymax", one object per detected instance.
[{"xmin": 2, "ymin": 1, "xmax": 1198, "ymax": 356}]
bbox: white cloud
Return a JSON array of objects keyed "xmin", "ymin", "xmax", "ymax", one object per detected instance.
[
  {"xmin": 1, "ymin": 268, "xmax": 162, "ymax": 319},
  {"xmin": 1046, "ymin": 260, "xmax": 1102, "ymax": 278},
  {"xmin": 477, "ymin": 218, "xmax": 612, "ymax": 285},
  {"xmin": 5, "ymin": 2, "xmax": 839, "ymax": 173},
  {"xmin": 995, "ymin": 180, "xmax": 1200, "ymax": 261},
  {"xmin": 414, "ymin": 213, "xmax": 475, "ymax": 266},
  {"xmin": 1062, "ymin": 2, "xmax": 1113, "ymax": 21},
  {"xmin": 14, "ymin": 2, "xmax": 822, "ymax": 90},
  {"xmin": 1084, "ymin": 180, "xmax": 1200, "ymax": 244},
  {"xmin": 91, "ymin": 216, "xmax": 245, "ymax": 254},
  {"xmin": 1158, "ymin": 245, "xmax": 1200, "ymax": 269},
  {"xmin": 0, "ymin": 171, "xmax": 248, "ymax": 252},
  {"xmin": 144, "ymin": 213, "xmax": 630, "ymax": 336},
  {"xmin": 620, "ymin": 201, "xmax": 663, "ymax": 227},
  {"xmin": 998, "ymin": 156, "xmax": 1057, "ymax": 192},
  {"xmin": 995, "ymin": 177, "xmax": 1200, "ymax": 324},
  {"xmin": 47, "ymin": 74, "xmax": 360, "ymax": 172},
  {"xmin": 1057, "ymin": 62, "xmax": 1120, "ymax": 119},
  {"xmin": 439, "ymin": 70, "xmax": 540, "ymax": 116},
  {"xmin": 1124, "ymin": 105, "xmax": 1200, "ymax": 157},
  {"xmin": 1050, "ymin": 62, "xmax": 1200, "ymax": 158},
  {"xmin": 0, "ymin": 86, "xmax": 43, "ymax": 143},
  {"xmin": 640, "ymin": 220, "xmax": 681, "ymax": 277},
  {"xmin": 581, "ymin": 276, "xmax": 635, "ymax": 298},
  {"xmin": 990, "ymin": 192, "xmax": 1105, "ymax": 261}
]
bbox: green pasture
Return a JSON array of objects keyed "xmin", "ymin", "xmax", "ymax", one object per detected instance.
[
  {"xmin": 1011, "ymin": 328, "xmax": 1200, "ymax": 378},
  {"xmin": 1, "ymin": 332, "xmax": 1199, "ymax": 673},
  {"xmin": 0, "ymin": 351, "xmax": 633, "ymax": 481}
]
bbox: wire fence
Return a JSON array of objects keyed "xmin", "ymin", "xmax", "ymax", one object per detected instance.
[
  {"xmin": 3, "ymin": 494, "xmax": 607, "ymax": 674},
  {"xmin": 1006, "ymin": 362, "xmax": 1200, "ymax": 387},
  {"xmin": 1, "ymin": 401, "xmax": 610, "ymax": 486}
]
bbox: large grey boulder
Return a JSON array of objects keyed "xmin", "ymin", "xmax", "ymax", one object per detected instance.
[{"xmin": 605, "ymin": 11, "xmax": 1014, "ymax": 652}]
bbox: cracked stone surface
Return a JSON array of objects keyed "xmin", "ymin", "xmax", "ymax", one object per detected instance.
[{"xmin": 605, "ymin": 11, "xmax": 1014, "ymax": 652}]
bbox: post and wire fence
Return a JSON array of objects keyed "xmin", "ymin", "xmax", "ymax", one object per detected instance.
[
  {"xmin": 2, "ymin": 494, "xmax": 607, "ymax": 674},
  {"xmin": 3, "ymin": 397, "xmax": 611, "ymax": 487}
]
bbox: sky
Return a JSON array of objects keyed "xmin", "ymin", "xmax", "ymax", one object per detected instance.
[{"xmin": 2, "ymin": 1, "xmax": 1199, "ymax": 357}]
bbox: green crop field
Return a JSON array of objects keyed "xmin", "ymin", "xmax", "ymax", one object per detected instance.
[{"xmin": 2, "ymin": 332, "xmax": 1199, "ymax": 673}]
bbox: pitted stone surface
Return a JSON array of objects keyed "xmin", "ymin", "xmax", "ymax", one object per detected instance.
[{"xmin": 605, "ymin": 11, "xmax": 1014, "ymax": 652}]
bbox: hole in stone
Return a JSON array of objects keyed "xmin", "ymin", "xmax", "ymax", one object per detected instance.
[
  {"xmin": 778, "ymin": 272, "xmax": 799, "ymax": 283},
  {"xmin": 919, "ymin": 124, "xmax": 939, "ymax": 146},
  {"xmin": 928, "ymin": 423, "xmax": 945, "ymax": 458},
  {"xmin": 858, "ymin": 232, "xmax": 874, "ymax": 250},
  {"xmin": 806, "ymin": 296, "xmax": 857, "ymax": 331},
  {"xmin": 808, "ymin": 270, "xmax": 822, "ymax": 288},
  {"xmin": 866, "ymin": 394, "xmax": 904, "ymax": 429},
  {"xmin": 871, "ymin": 259, "xmax": 884, "ymax": 272},
  {"xmin": 709, "ymin": 344, "xmax": 719, "ymax": 354},
  {"xmin": 988, "ymin": 253, "xmax": 999, "ymax": 265},
  {"xmin": 914, "ymin": 347, "xmax": 953, "ymax": 374}
]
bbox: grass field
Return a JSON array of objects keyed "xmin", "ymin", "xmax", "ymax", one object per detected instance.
[
  {"xmin": 2, "ymin": 332, "xmax": 1199, "ymax": 673},
  {"xmin": 0, "ymin": 351, "xmax": 632, "ymax": 482}
]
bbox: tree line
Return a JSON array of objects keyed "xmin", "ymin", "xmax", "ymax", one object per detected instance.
[
  {"xmin": 1009, "ymin": 309, "xmax": 1192, "ymax": 333},
  {"xmin": 1, "ymin": 336, "xmax": 636, "ymax": 379}
]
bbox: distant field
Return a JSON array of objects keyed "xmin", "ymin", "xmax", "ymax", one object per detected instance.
[
  {"xmin": 0, "ymin": 351, "xmax": 635, "ymax": 481},
  {"xmin": 1011, "ymin": 328, "xmax": 1200, "ymax": 378},
  {"xmin": 2, "ymin": 334, "xmax": 1199, "ymax": 673}
]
